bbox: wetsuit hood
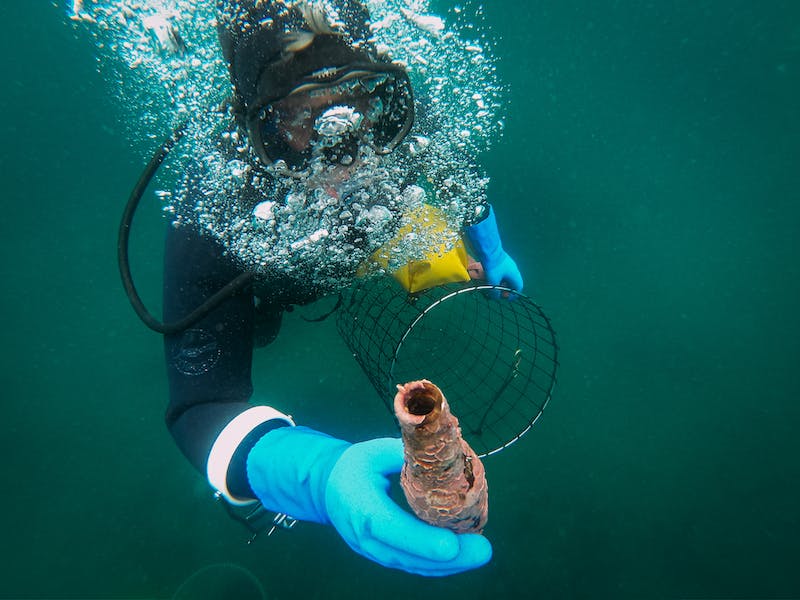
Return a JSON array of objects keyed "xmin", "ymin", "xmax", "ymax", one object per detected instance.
[{"xmin": 216, "ymin": 0, "xmax": 378, "ymax": 112}]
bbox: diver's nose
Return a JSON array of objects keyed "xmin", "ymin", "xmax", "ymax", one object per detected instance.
[
  {"xmin": 314, "ymin": 105, "xmax": 364, "ymax": 161},
  {"xmin": 315, "ymin": 105, "xmax": 363, "ymax": 139}
]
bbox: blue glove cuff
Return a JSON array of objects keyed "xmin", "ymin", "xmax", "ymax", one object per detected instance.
[
  {"xmin": 464, "ymin": 204, "xmax": 525, "ymax": 292},
  {"xmin": 464, "ymin": 204, "xmax": 505, "ymax": 269},
  {"xmin": 246, "ymin": 426, "xmax": 350, "ymax": 524}
]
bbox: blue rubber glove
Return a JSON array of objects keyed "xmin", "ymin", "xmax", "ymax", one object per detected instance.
[
  {"xmin": 464, "ymin": 204, "xmax": 524, "ymax": 294},
  {"xmin": 246, "ymin": 426, "xmax": 492, "ymax": 576}
]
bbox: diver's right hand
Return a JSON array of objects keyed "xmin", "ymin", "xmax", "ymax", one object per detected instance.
[
  {"xmin": 246, "ymin": 427, "xmax": 492, "ymax": 576},
  {"xmin": 325, "ymin": 437, "xmax": 492, "ymax": 576}
]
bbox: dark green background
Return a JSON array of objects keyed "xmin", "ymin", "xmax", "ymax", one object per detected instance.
[{"xmin": 2, "ymin": 1, "xmax": 798, "ymax": 598}]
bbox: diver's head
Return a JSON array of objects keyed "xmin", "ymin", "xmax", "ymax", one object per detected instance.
[{"xmin": 216, "ymin": 0, "xmax": 414, "ymax": 174}]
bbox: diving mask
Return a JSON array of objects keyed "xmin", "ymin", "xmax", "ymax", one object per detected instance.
[{"xmin": 245, "ymin": 63, "xmax": 414, "ymax": 172}]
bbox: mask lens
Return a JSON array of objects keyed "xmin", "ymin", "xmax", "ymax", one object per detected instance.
[
  {"xmin": 367, "ymin": 72, "xmax": 414, "ymax": 153},
  {"xmin": 255, "ymin": 66, "xmax": 414, "ymax": 170}
]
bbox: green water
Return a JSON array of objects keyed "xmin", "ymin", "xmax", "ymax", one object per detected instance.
[{"xmin": 2, "ymin": 1, "xmax": 798, "ymax": 598}]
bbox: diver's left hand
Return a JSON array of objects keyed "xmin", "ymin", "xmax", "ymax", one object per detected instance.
[
  {"xmin": 479, "ymin": 251, "xmax": 523, "ymax": 292},
  {"xmin": 464, "ymin": 204, "xmax": 524, "ymax": 295}
]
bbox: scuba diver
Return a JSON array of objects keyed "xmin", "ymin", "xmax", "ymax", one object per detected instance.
[{"xmin": 156, "ymin": 0, "xmax": 523, "ymax": 577}]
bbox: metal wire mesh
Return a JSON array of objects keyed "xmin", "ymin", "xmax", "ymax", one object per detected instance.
[{"xmin": 337, "ymin": 276, "xmax": 558, "ymax": 456}]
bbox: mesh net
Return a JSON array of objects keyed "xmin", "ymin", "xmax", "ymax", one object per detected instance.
[{"xmin": 337, "ymin": 277, "xmax": 558, "ymax": 456}]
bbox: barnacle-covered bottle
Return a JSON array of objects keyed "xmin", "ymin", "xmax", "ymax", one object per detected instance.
[{"xmin": 393, "ymin": 379, "xmax": 488, "ymax": 533}]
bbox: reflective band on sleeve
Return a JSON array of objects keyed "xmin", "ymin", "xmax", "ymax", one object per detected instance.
[{"xmin": 207, "ymin": 406, "xmax": 295, "ymax": 506}]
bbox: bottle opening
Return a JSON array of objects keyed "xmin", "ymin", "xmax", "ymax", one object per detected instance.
[{"xmin": 406, "ymin": 392, "xmax": 437, "ymax": 416}]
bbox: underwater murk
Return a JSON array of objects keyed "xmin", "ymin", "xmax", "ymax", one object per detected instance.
[{"xmin": 2, "ymin": 0, "xmax": 798, "ymax": 598}]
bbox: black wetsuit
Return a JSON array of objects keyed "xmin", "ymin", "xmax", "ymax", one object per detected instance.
[{"xmin": 162, "ymin": 225, "xmax": 290, "ymax": 499}]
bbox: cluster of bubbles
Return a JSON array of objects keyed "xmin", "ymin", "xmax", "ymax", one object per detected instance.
[
  {"xmin": 68, "ymin": 0, "xmax": 227, "ymax": 138},
  {"xmin": 366, "ymin": 0, "xmax": 504, "ymax": 165},
  {"xmin": 71, "ymin": 0, "xmax": 505, "ymax": 297},
  {"xmin": 182, "ymin": 138, "xmax": 426, "ymax": 293}
]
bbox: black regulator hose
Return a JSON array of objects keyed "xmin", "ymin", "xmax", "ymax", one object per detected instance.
[{"xmin": 117, "ymin": 124, "xmax": 255, "ymax": 335}]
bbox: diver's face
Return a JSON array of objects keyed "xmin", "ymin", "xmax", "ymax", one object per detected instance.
[
  {"xmin": 273, "ymin": 91, "xmax": 371, "ymax": 153},
  {"xmin": 271, "ymin": 94, "xmax": 376, "ymax": 181},
  {"xmin": 249, "ymin": 65, "xmax": 414, "ymax": 174}
]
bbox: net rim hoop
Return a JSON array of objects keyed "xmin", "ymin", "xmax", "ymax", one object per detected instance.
[{"xmin": 388, "ymin": 283, "xmax": 557, "ymax": 457}]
